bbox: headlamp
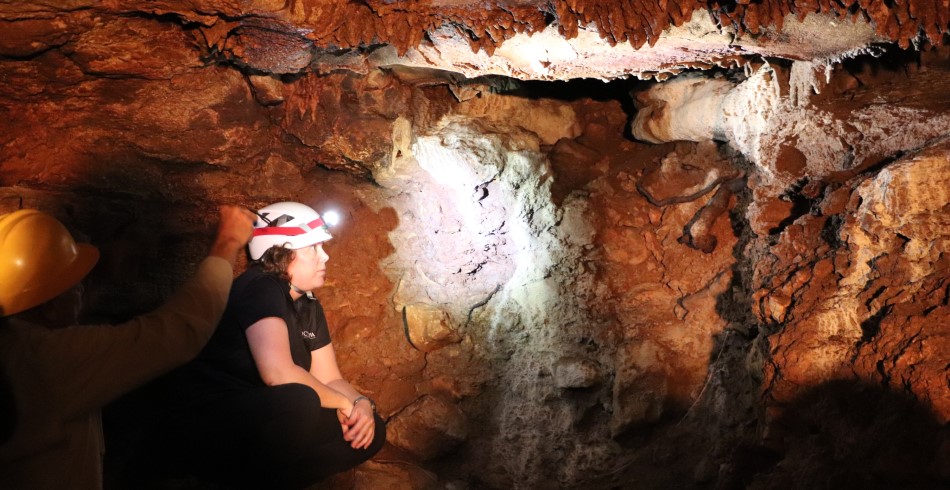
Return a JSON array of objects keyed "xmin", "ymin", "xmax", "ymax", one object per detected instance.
[{"xmin": 322, "ymin": 210, "xmax": 340, "ymax": 227}]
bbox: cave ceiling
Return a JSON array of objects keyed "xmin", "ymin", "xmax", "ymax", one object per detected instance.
[
  {"xmin": 2, "ymin": 2, "xmax": 950, "ymax": 488},
  {"xmin": 2, "ymin": 1, "xmax": 947, "ymax": 82}
]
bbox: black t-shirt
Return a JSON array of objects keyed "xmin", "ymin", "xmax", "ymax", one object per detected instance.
[{"xmin": 184, "ymin": 265, "xmax": 331, "ymax": 390}]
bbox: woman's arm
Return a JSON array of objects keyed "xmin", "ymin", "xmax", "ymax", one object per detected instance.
[
  {"xmin": 245, "ymin": 317, "xmax": 354, "ymax": 415},
  {"xmin": 310, "ymin": 344, "xmax": 377, "ymax": 449}
]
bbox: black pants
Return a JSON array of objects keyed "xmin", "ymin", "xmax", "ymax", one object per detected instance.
[{"xmin": 143, "ymin": 383, "xmax": 386, "ymax": 489}]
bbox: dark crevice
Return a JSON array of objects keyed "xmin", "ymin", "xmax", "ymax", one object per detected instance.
[
  {"xmin": 464, "ymin": 284, "xmax": 502, "ymax": 326},
  {"xmin": 819, "ymin": 214, "xmax": 845, "ymax": 249},
  {"xmin": 859, "ymin": 304, "xmax": 893, "ymax": 344},
  {"xmin": 895, "ymin": 232, "xmax": 911, "ymax": 249},
  {"xmin": 512, "ymin": 77, "xmax": 643, "ymax": 118},
  {"xmin": 119, "ymin": 10, "xmax": 196, "ymax": 27},
  {"xmin": 864, "ymin": 286, "xmax": 887, "ymax": 310},
  {"xmin": 830, "ymin": 149, "xmax": 908, "ymax": 184},
  {"xmin": 0, "ymin": 43, "xmax": 68, "ymax": 61},
  {"xmin": 768, "ymin": 178, "xmax": 819, "ymax": 236},
  {"xmin": 875, "ymin": 359, "xmax": 891, "ymax": 385}
]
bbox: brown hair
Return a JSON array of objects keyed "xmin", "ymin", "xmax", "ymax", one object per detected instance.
[{"xmin": 257, "ymin": 246, "xmax": 296, "ymax": 282}]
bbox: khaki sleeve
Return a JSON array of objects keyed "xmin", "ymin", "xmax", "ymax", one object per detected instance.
[{"xmin": 38, "ymin": 257, "xmax": 234, "ymax": 418}]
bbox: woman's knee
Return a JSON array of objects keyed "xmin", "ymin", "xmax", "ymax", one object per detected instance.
[
  {"xmin": 256, "ymin": 384, "xmax": 331, "ymax": 444},
  {"xmin": 267, "ymin": 382, "xmax": 321, "ymax": 409}
]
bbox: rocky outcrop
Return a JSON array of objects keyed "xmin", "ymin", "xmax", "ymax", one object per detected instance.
[
  {"xmin": 757, "ymin": 138, "xmax": 950, "ymax": 422},
  {"xmin": 611, "ymin": 48, "xmax": 950, "ymax": 489},
  {"xmin": 630, "ymin": 52, "xmax": 950, "ymax": 236}
]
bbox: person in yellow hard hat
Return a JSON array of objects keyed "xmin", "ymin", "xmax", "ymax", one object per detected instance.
[{"xmin": 0, "ymin": 205, "xmax": 256, "ymax": 489}]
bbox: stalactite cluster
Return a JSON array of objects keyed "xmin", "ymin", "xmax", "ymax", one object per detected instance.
[
  {"xmin": 4, "ymin": 1, "xmax": 944, "ymax": 78},
  {"xmin": 288, "ymin": 0, "xmax": 949, "ymax": 54},
  {"xmin": 707, "ymin": 0, "xmax": 950, "ymax": 49}
]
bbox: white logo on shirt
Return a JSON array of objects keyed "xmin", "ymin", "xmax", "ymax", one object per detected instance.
[{"xmin": 301, "ymin": 331, "xmax": 316, "ymax": 340}]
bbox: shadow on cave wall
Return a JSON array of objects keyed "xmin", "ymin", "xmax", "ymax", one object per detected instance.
[
  {"xmin": 0, "ymin": 149, "xmax": 226, "ymax": 324},
  {"xmin": 657, "ymin": 172, "xmax": 949, "ymax": 489},
  {"xmin": 592, "ymin": 378, "xmax": 948, "ymax": 490},
  {"xmin": 63, "ymin": 155, "xmax": 250, "ymax": 489},
  {"xmin": 71, "ymin": 154, "xmax": 239, "ymax": 325},
  {"xmin": 741, "ymin": 379, "xmax": 949, "ymax": 490}
]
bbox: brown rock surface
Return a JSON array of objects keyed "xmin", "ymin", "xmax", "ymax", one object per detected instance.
[
  {"xmin": 761, "ymin": 139, "xmax": 950, "ymax": 421},
  {"xmin": 1, "ymin": 2, "xmax": 949, "ymax": 489},
  {"xmin": 387, "ymin": 395, "xmax": 469, "ymax": 461}
]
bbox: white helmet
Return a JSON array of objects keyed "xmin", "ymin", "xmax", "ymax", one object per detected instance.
[{"xmin": 249, "ymin": 202, "xmax": 333, "ymax": 260}]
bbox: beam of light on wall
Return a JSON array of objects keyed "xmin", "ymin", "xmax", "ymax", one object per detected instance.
[
  {"xmin": 406, "ymin": 121, "xmax": 563, "ymax": 340},
  {"xmin": 485, "ymin": 153, "xmax": 556, "ymax": 342},
  {"xmin": 381, "ymin": 122, "xmax": 519, "ymax": 325},
  {"xmin": 378, "ymin": 118, "xmax": 612, "ymax": 487},
  {"xmin": 414, "ymin": 124, "xmax": 575, "ymax": 486},
  {"xmin": 413, "ymin": 126, "xmax": 505, "ymax": 273},
  {"xmin": 413, "ymin": 137, "xmax": 492, "ymax": 233}
]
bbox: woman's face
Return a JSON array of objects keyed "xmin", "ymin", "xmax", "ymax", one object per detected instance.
[{"xmin": 287, "ymin": 242, "xmax": 330, "ymax": 292}]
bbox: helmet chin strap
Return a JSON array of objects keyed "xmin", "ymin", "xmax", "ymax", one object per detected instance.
[{"xmin": 290, "ymin": 282, "xmax": 315, "ymax": 300}]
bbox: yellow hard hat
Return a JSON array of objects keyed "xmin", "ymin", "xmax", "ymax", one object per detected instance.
[{"xmin": 0, "ymin": 209, "xmax": 99, "ymax": 317}]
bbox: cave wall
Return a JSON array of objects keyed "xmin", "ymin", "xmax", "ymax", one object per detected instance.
[
  {"xmin": 1, "ymin": 3, "xmax": 949, "ymax": 490},
  {"xmin": 621, "ymin": 48, "xmax": 950, "ymax": 489},
  {"xmin": 630, "ymin": 48, "xmax": 950, "ymax": 421}
]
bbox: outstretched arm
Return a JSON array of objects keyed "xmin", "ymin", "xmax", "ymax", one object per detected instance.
[{"xmin": 54, "ymin": 206, "xmax": 255, "ymax": 417}]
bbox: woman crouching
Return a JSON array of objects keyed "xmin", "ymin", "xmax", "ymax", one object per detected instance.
[{"xmin": 145, "ymin": 201, "xmax": 385, "ymax": 489}]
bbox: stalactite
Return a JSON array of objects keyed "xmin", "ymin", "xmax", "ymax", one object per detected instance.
[
  {"xmin": 744, "ymin": 4, "xmax": 761, "ymax": 34},
  {"xmin": 5, "ymin": 0, "xmax": 950, "ymax": 57},
  {"xmin": 644, "ymin": 2, "xmax": 662, "ymax": 47},
  {"xmin": 667, "ymin": 0, "xmax": 685, "ymax": 26}
]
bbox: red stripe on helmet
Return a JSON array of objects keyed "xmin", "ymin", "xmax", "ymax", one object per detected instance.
[
  {"xmin": 307, "ymin": 218, "xmax": 326, "ymax": 229},
  {"xmin": 252, "ymin": 218, "xmax": 326, "ymax": 237}
]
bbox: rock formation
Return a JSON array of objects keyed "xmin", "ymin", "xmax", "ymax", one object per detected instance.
[{"xmin": 1, "ymin": 1, "xmax": 948, "ymax": 488}]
